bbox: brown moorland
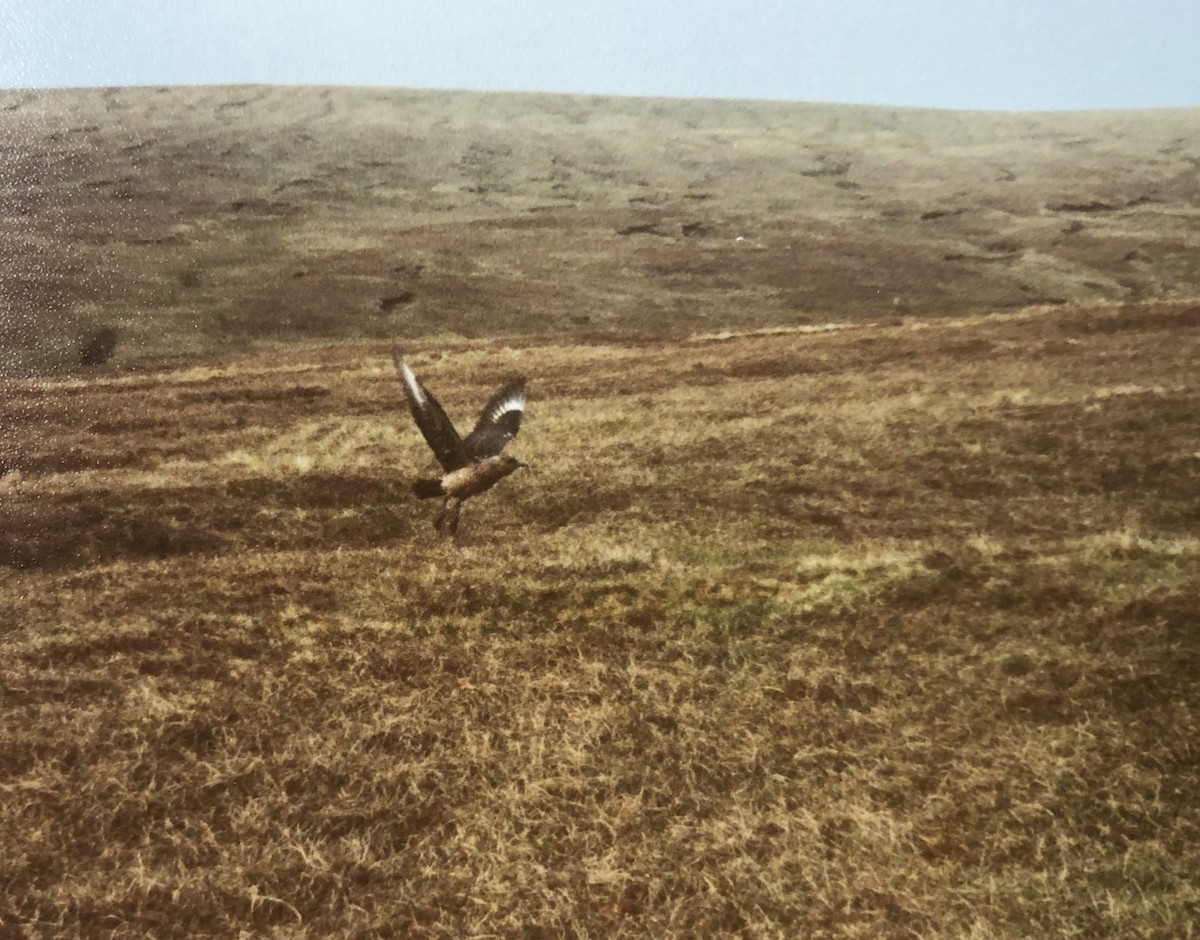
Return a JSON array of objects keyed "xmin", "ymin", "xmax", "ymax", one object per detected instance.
[
  {"xmin": 3, "ymin": 86, "xmax": 1200, "ymax": 373},
  {"xmin": 3, "ymin": 302, "xmax": 1199, "ymax": 937},
  {"xmin": 1, "ymin": 87, "xmax": 1199, "ymax": 937}
]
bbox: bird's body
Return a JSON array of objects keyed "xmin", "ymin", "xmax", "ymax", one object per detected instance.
[
  {"xmin": 395, "ymin": 358, "xmax": 527, "ymax": 535},
  {"xmin": 439, "ymin": 456, "xmax": 524, "ymax": 499}
]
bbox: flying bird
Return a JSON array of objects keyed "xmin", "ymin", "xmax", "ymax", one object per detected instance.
[{"xmin": 395, "ymin": 357, "xmax": 527, "ymax": 535}]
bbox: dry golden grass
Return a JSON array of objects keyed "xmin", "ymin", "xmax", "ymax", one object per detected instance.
[{"xmin": 2, "ymin": 300, "xmax": 1198, "ymax": 937}]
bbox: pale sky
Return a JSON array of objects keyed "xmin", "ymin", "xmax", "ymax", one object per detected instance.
[{"xmin": 3, "ymin": 0, "xmax": 1198, "ymax": 110}]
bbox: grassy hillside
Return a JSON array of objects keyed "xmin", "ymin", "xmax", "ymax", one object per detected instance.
[
  {"xmin": 2, "ymin": 86, "xmax": 1200, "ymax": 374},
  {"xmin": 2, "ymin": 84, "xmax": 1198, "ymax": 935},
  {"xmin": 2, "ymin": 298, "xmax": 1198, "ymax": 936}
]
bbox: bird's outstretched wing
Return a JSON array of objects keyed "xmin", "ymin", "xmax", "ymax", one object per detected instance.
[
  {"xmin": 394, "ymin": 358, "xmax": 467, "ymax": 471},
  {"xmin": 464, "ymin": 378, "xmax": 526, "ymax": 460}
]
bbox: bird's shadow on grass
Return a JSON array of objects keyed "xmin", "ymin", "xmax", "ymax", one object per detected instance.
[{"xmin": 0, "ymin": 472, "xmax": 420, "ymax": 570}]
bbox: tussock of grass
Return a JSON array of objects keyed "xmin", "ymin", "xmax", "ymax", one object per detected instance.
[{"xmin": 2, "ymin": 302, "xmax": 1199, "ymax": 936}]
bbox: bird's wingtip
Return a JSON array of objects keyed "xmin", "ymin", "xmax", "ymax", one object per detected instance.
[{"xmin": 394, "ymin": 357, "xmax": 425, "ymax": 405}]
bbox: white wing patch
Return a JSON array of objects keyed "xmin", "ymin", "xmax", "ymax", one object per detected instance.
[
  {"xmin": 488, "ymin": 389, "xmax": 526, "ymax": 422},
  {"xmin": 398, "ymin": 360, "xmax": 426, "ymax": 406}
]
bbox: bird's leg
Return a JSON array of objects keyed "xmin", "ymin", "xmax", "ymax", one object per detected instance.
[
  {"xmin": 434, "ymin": 497, "xmax": 450, "ymax": 532},
  {"xmin": 446, "ymin": 499, "xmax": 463, "ymax": 536}
]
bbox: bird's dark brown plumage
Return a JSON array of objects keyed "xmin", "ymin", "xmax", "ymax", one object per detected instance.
[{"xmin": 395, "ymin": 357, "xmax": 528, "ymax": 535}]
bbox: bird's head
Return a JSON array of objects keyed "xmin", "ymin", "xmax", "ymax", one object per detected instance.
[{"xmin": 498, "ymin": 453, "xmax": 528, "ymax": 474}]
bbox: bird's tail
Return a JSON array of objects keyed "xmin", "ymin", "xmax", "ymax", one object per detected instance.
[{"xmin": 411, "ymin": 478, "xmax": 443, "ymax": 499}]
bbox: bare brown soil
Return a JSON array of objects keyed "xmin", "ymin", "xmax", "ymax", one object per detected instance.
[{"xmin": 2, "ymin": 296, "xmax": 1199, "ymax": 936}]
